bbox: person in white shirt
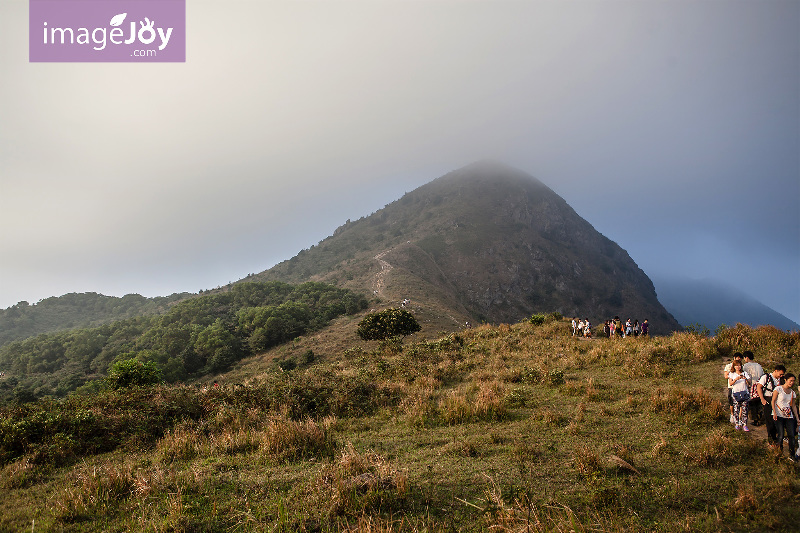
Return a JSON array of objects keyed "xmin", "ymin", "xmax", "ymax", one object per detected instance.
[
  {"xmin": 727, "ymin": 359, "xmax": 752, "ymax": 431},
  {"xmin": 758, "ymin": 364, "xmax": 786, "ymax": 446},
  {"xmin": 723, "ymin": 353, "xmax": 743, "ymax": 424},
  {"xmin": 771, "ymin": 372, "xmax": 798, "ymax": 461}
]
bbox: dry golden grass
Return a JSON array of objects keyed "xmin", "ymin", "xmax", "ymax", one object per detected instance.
[
  {"xmin": 4, "ymin": 319, "xmax": 800, "ymax": 532},
  {"xmin": 650, "ymin": 386, "xmax": 726, "ymax": 423},
  {"xmin": 684, "ymin": 428, "xmax": 737, "ymax": 466},
  {"xmin": 572, "ymin": 444, "xmax": 603, "ymax": 478},
  {"xmin": 52, "ymin": 460, "xmax": 136, "ymax": 522},
  {"xmin": 316, "ymin": 443, "xmax": 409, "ymax": 519}
]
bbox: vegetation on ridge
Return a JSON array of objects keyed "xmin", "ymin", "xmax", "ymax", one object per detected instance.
[
  {"xmin": 0, "ymin": 291, "xmax": 191, "ymax": 348},
  {"xmin": 0, "ymin": 281, "xmax": 368, "ymax": 403},
  {"xmin": 1, "ymin": 318, "xmax": 797, "ymax": 531}
]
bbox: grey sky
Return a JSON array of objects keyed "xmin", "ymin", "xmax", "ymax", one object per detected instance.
[{"xmin": 1, "ymin": 1, "xmax": 798, "ymax": 324}]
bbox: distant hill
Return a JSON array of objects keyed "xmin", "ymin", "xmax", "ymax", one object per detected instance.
[
  {"xmin": 0, "ymin": 281, "xmax": 367, "ymax": 402},
  {"xmin": 652, "ymin": 277, "xmax": 800, "ymax": 332},
  {"xmin": 0, "ymin": 292, "xmax": 191, "ymax": 347},
  {"xmin": 251, "ymin": 161, "xmax": 680, "ymax": 334}
]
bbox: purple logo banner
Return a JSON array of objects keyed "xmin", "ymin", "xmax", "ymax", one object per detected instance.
[{"xmin": 30, "ymin": 0, "xmax": 185, "ymax": 62}]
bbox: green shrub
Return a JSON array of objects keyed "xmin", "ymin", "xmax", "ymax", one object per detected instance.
[
  {"xmin": 548, "ymin": 369, "xmax": 565, "ymax": 386},
  {"xmin": 357, "ymin": 308, "xmax": 421, "ymax": 341},
  {"xmin": 529, "ymin": 314, "xmax": 547, "ymax": 326},
  {"xmin": 106, "ymin": 359, "xmax": 163, "ymax": 390}
]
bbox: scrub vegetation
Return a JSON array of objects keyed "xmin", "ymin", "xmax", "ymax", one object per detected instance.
[
  {"xmin": 1, "ymin": 318, "xmax": 798, "ymax": 531},
  {"xmin": 0, "ymin": 282, "xmax": 368, "ymax": 403}
]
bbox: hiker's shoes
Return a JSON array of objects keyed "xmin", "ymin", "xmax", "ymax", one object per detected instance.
[{"xmin": 743, "ymin": 426, "xmax": 750, "ymax": 432}]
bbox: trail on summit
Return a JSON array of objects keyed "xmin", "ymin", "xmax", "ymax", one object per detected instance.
[{"xmin": 373, "ymin": 249, "xmax": 394, "ymax": 298}]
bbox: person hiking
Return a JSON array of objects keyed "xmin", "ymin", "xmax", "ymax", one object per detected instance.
[
  {"xmin": 758, "ymin": 364, "xmax": 786, "ymax": 446},
  {"xmin": 771, "ymin": 372, "xmax": 799, "ymax": 461},
  {"xmin": 742, "ymin": 351, "xmax": 765, "ymax": 425},
  {"xmin": 727, "ymin": 359, "xmax": 752, "ymax": 431},
  {"xmin": 724, "ymin": 353, "xmax": 743, "ymax": 424}
]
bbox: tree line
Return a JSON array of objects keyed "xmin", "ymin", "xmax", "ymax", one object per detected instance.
[
  {"xmin": 0, "ymin": 291, "xmax": 191, "ymax": 347},
  {"xmin": 0, "ymin": 281, "xmax": 368, "ymax": 403}
]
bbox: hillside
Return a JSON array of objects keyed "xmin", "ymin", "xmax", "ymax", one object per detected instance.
[
  {"xmin": 0, "ymin": 292, "xmax": 191, "ymax": 348},
  {"xmin": 653, "ymin": 277, "xmax": 800, "ymax": 332},
  {"xmin": 1, "ymin": 320, "xmax": 798, "ymax": 531},
  {"xmin": 252, "ymin": 161, "xmax": 680, "ymax": 334},
  {"xmin": 0, "ymin": 282, "xmax": 367, "ymax": 402}
]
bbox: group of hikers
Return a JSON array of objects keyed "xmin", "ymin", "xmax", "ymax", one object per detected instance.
[
  {"xmin": 571, "ymin": 316, "xmax": 649, "ymax": 338},
  {"xmin": 724, "ymin": 351, "xmax": 799, "ymax": 462}
]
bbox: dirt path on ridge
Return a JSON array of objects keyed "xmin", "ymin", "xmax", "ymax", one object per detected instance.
[{"xmin": 373, "ymin": 250, "xmax": 394, "ymax": 298}]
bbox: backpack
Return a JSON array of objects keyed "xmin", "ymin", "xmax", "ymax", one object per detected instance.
[{"xmin": 759, "ymin": 374, "xmax": 776, "ymax": 397}]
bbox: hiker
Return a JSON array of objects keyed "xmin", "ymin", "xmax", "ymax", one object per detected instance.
[
  {"xmin": 583, "ymin": 319, "xmax": 592, "ymax": 338},
  {"xmin": 727, "ymin": 359, "xmax": 752, "ymax": 431},
  {"xmin": 572, "ymin": 317, "xmax": 578, "ymax": 336},
  {"xmin": 742, "ymin": 351, "xmax": 765, "ymax": 425},
  {"xmin": 625, "ymin": 319, "xmax": 633, "ymax": 337},
  {"xmin": 758, "ymin": 364, "xmax": 786, "ymax": 446},
  {"xmin": 641, "ymin": 319, "xmax": 649, "ymax": 337},
  {"xmin": 770, "ymin": 372, "xmax": 799, "ymax": 461},
  {"xmin": 614, "ymin": 316, "xmax": 623, "ymax": 338},
  {"xmin": 603, "ymin": 320, "xmax": 611, "ymax": 338},
  {"xmin": 632, "ymin": 319, "xmax": 640, "ymax": 337},
  {"xmin": 724, "ymin": 353, "xmax": 744, "ymax": 424}
]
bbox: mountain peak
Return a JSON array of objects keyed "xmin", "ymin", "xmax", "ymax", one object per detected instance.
[{"xmin": 256, "ymin": 164, "xmax": 680, "ymax": 334}]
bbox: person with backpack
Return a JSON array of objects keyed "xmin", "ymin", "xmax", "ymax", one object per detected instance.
[
  {"xmin": 641, "ymin": 319, "xmax": 649, "ymax": 337},
  {"xmin": 770, "ymin": 372, "xmax": 798, "ymax": 461},
  {"xmin": 758, "ymin": 364, "xmax": 786, "ymax": 446},
  {"xmin": 728, "ymin": 358, "xmax": 752, "ymax": 431},
  {"xmin": 742, "ymin": 351, "xmax": 765, "ymax": 425}
]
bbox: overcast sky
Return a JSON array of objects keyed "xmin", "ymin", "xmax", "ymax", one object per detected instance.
[{"xmin": 1, "ymin": 0, "xmax": 798, "ymax": 324}]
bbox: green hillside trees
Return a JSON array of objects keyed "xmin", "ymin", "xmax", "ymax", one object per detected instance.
[{"xmin": 0, "ymin": 282, "xmax": 368, "ymax": 403}]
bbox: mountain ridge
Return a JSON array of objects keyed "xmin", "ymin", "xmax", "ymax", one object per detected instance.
[
  {"xmin": 251, "ymin": 161, "xmax": 681, "ymax": 334},
  {"xmin": 653, "ymin": 276, "xmax": 800, "ymax": 332}
]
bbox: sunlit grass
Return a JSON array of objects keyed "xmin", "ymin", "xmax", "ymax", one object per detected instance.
[{"xmin": 1, "ymin": 319, "xmax": 798, "ymax": 531}]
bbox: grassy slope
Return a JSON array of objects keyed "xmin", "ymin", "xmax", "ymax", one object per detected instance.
[{"xmin": 1, "ymin": 320, "xmax": 798, "ymax": 532}]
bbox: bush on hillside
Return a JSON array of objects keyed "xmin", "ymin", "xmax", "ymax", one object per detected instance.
[
  {"xmin": 357, "ymin": 308, "xmax": 421, "ymax": 341},
  {"xmin": 713, "ymin": 323, "xmax": 799, "ymax": 360},
  {"xmin": 106, "ymin": 359, "xmax": 163, "ymax": 390},
  {"xmin": 529, "ymin": 312, "xmax": 562, "ymax": 326}
]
